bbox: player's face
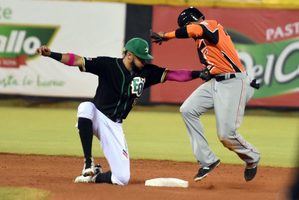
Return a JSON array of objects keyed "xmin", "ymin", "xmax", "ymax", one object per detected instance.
[
  {"xmin": 125, "ymin": 51, "xmax": 146, "ymax": 72},
  {"xmin": 132, "ymin": 55, "xmax": 146, "ymax": 70}
]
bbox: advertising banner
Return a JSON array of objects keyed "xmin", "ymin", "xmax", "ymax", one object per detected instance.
[
  {"xmin": 151, "ymin": 6, "xmax": 299, "ymax": 107},
  {"xmin": 83, "ymin": 0, "xmax": 299, "ymax": 9},
  {"xmin": 0, "ymin": 0, "xmax": 126, "ymax": 97}
]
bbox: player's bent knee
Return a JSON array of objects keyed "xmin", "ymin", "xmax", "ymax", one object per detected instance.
[
  {"xmin": 179, "ymin": 104, "xmax": 189, "ymax": 115},
  {"xmin": 218, "ymin": 135, "xmax": 234, "ymax": 150},
  {"xmin": 119, "ymin": 175, "xmax": 130, "ymax": 185},
  {"xmin": 180, "ymin": 104, "xmax": 200, "ymax": 119},
  {"xmin": 112, "ymin": 172, "xmax": 130, "ymax": 186},
  {"xmin": 77, "ymin": 101, "xmax": 95, "ymax": 120}
]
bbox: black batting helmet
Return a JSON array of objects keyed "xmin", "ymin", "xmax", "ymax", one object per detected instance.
[{"xmin": 177, "ymin": 7, "xmax": 205, "ymax": 27}]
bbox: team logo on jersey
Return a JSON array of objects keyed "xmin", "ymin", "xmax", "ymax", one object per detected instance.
[{"xmin": 130, "ymin": 77, "xmax": 145, "ymax": 97}]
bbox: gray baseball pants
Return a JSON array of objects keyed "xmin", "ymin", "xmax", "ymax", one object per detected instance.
[{"xmin": 180, "ymin": 73, "xmax": 260, "ymax": 167}]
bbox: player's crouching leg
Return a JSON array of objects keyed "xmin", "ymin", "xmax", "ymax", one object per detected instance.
[{"xmin": 76, "ymin": 101, "xmax": 96, "ymax": 178}]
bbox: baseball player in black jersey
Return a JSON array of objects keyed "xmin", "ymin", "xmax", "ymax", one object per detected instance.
[{"xmin": 36, "ymin": 37, "xmax": 208, "ymax": 185}]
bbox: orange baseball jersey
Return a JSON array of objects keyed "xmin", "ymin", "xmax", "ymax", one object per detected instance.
[{"xmin": 164, "ymin": 20, "xmax": 245, "ymax": 75}]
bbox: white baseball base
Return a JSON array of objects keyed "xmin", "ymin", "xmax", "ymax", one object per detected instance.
[{"xmin": 145, "ymin": 178, "xmax": 188, "ymax": 188}]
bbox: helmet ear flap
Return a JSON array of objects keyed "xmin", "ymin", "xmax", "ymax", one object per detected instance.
[{"xmin": 177, "ymin": 15, "xmax": 186, "ymax": 28}]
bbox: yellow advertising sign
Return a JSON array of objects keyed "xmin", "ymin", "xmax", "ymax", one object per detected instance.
[{"xmin": 89, "ymin": 0, "xmax": 299, "ymax": 9}]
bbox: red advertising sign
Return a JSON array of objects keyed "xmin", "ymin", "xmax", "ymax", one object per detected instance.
[
  {"xmin": 151, "ymin": 6, "xmax": 299, "ymax": 107},
  {"xmin": 0, "ymin": 55, "xmax": 27, "ymax": 68}
]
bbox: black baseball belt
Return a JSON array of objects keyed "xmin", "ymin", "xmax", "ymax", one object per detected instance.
[
  {"xmin": 214, "ymin": 73, "xmax": 260, "ymax": 89},
  {"xmin": 215, "ymin": 74, "xmax": 236, "ymax": 82}
]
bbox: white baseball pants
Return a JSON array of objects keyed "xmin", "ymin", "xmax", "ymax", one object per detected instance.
[{"xmin": 77, "ymin": 102, "xmax": 130, "ymax": 185}]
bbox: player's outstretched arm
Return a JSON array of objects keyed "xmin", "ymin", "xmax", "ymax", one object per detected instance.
[
  {"xmin": 165, "ymin": 69, "xmax": 211, "ymax": 82},
  {"xmin": 36, "ymin": 46, "xmax": 85, "ymax": 70},
  {"xmin": 151, "ymin": 24, "xmax": 204, "ymax": 44}
]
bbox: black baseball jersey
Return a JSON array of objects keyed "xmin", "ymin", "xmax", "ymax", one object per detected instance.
[{"xmin": 83, "ymin": 56, "xmax": 166, "ymax": 122}]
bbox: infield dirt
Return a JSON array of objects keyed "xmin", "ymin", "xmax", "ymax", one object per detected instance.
[{"xmin": 0, "ymin": 153, "xmax": 295, "ymax": 200}]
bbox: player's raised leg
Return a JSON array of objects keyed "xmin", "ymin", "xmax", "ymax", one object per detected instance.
[{"xmin": 180, "ymin": 80, "xmax": 220, "ymax": 181}]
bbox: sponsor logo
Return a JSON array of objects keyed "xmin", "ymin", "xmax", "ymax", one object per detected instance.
[
  {"xmin": 0, "ymin": 24, "xmax": 58, "ymax": 68},
  {"xmin": 266, "ymin": 21, "xmax": 299, "ymax": 41},
  {"xmin": 237, "ymin": 39, "xmax": 299, "ymax": 98},
  {"xmin": 0, "ymin": 6, "xmax": 12, "ymax": 20}
]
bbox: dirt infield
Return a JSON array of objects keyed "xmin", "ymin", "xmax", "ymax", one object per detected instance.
[{"xmin": 0, "ymin": 154, "xmax": 295, "ymax": 200}]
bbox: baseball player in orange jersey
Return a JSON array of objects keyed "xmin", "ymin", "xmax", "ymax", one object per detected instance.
[{"xmin": 151, "ymin": 7, "xmax": 260, "ymax": 182}]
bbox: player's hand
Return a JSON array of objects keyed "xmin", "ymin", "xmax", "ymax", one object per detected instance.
[
  {"xmin": 36, "ymin": 46, "xmax": 51, "ymax": 56},
  {"xmin": 198, "ymin": 68, "xmax": 212, "ymax": 81},
  {"xmin": 150, "ymin": 30, "xmax": 168, "ymax": 45}
]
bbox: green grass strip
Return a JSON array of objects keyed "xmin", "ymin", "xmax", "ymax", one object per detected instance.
[
  {"xmin": 0, "ymin": 187, "xmax": 49, "ymax": 200},
  {"xmin": 0, "ymin": 107, "xmax": 298, "ymax": 167}
]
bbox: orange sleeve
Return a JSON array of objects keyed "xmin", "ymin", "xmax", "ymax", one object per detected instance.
[
  {"xmin": 186, "ymin": 24, "xmax": 203, "ymax": 38},
  {"xmin": 164, "ymin": 31, "xmax": 176, "ymax": 39}
]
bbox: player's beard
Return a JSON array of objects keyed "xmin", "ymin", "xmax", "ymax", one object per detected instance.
[{"xmin": 132, "ymin": 63, "xmax": 141, "ymax": 73}]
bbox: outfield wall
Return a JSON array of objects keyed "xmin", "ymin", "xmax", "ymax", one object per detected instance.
[
  {"xmin": 0, "ymin": 0, "xmax": 298, "ymax": 108},
  {"xmin": 0, "ymin": 0, "xmax": 125, "ymax": 97}
]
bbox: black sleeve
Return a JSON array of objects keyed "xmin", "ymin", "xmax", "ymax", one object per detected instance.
[
  {"xmin": 143, "ymin": 64, "xmax": 167, "ymax": 88},
  {"xmin": 200, "ymin": 24, "xmax": 219, "ymax": 44},
  {"xmin": 175, "ymin": 27, "xmax": 189, "ymax": 38},
  {"xmin": 83, "ymin": 56, "xmax": 113, "ymax": 76}
]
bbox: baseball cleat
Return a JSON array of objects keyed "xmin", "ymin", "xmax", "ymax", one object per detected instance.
[
  {"xmin": 244, "ymin": 162, "xmax": 258, "ymax": 181},
  {"xmin": 194, "ymin": 159, "xmax": 220, "ymax": 182},
  {"xmin": 82, "ymin": 163, "xmax": 103, "ymax": 177},
  {"xmin": 74, "ymin": 175, "xmax": 96, "ymax": 183},
  {"xmin": 81, "ymin": 158, "xmax": 95, "ymax": 176},
  {"xmin": 82, "ymin": 168, "xmax": 95, "ymax": 177},
  {"xmin": 93, "ymin": 164, "xmax": 103, "ymax": 175},
  {"xmin": 75, "ymin": 164, "xmax": 103, "ymax": 183}
]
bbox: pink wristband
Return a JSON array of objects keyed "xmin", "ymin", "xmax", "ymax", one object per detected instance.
[
  {"xmin": 66, "ymin": 53, "xmax": 75, "ymax": 66},
  {"xmin": 166, "ymin": 70, "xmax": 193, "ymax": 82}
]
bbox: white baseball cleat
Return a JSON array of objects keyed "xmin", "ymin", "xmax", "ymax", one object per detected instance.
[
  {"xmin": 74, "ymin": 175, "xmax": 95, "ymax": 183},
  {"xmin": 75, "ymin": 164, "xmax": 103, "ymax": 183},
  {"xmin": 82, "ymin": 158, "xmax": 95, "ymax": 176},
  {"xmin": 82, "ymin": 167, "xmax": 95, "ymax": 177},
  {"xmin": 82, "ymin": 164, "xmax": 103, "ymax": 176}
]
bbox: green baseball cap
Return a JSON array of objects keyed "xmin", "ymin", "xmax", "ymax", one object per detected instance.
[{"xmin": 124, "ymin": 38, "xmax": 153, "ymax": 60}]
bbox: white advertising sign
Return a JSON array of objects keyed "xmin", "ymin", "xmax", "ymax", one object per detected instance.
[{"xmin": 0, "ymin": 0, "xmax": 126, "ymax": 97}]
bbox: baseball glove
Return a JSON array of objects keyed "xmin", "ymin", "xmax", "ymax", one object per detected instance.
[
  {"xmin": 150, "ymin": 30, "xmax": 168, "ymax": 45},
  {"xmin": 198, "ymin": 68, "xmax": 212, "ymax": 81},
  {"xmin": 191, "ymin": 68, "xmax": 212, "ymax": 81}
]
